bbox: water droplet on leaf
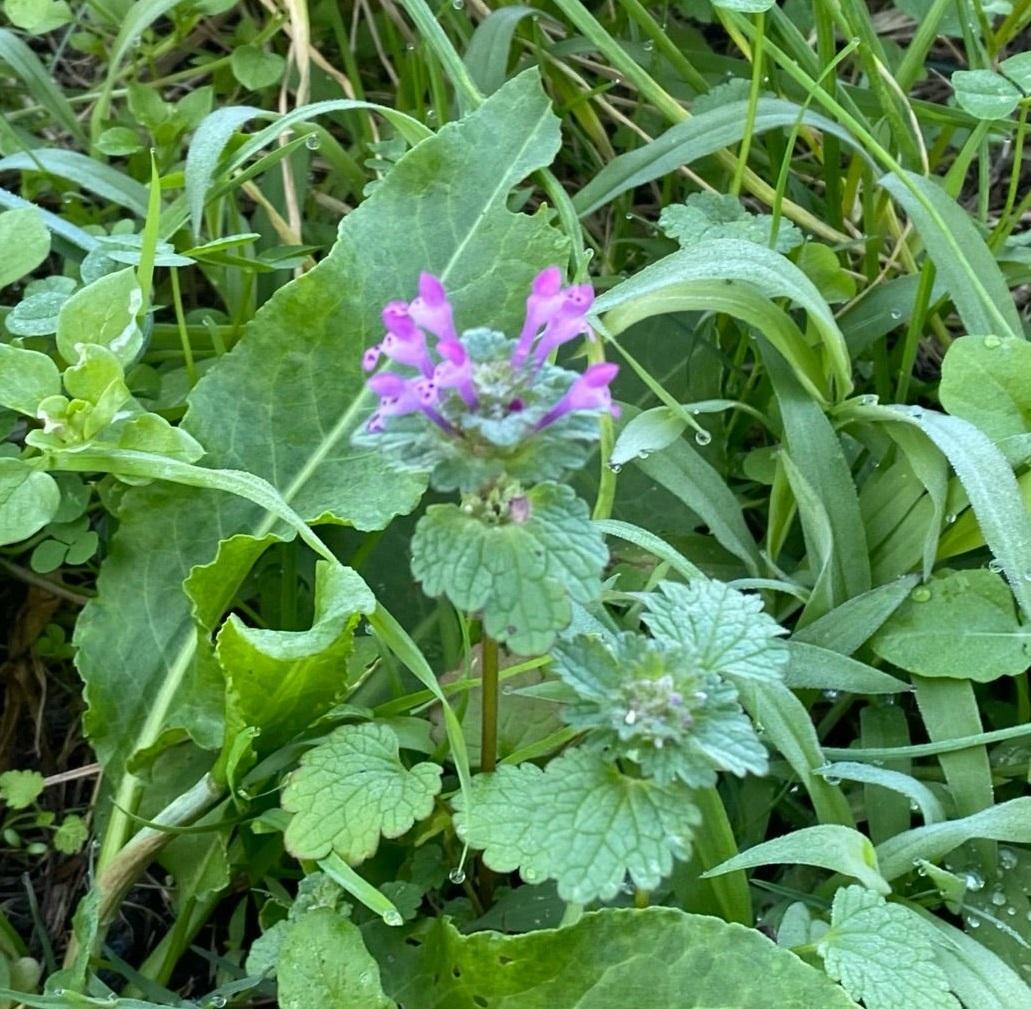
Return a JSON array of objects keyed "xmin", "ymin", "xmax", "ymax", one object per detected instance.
[
  {"xmin": 694, "ymin": 429, "xmax": 712, "ymax": 446},
  {"xmin": 911, "ymin": 586, "xmax": 931, "ymax": 602},
  {"xmin": 304, "ymin": 133, "xmax": 320, "ymax": 150},
  {"xmin": 988, "ymin": 558, "xmax": 1004, "ymax": 574},
  {"xmin": 448, "ymin": 867, "xmax": 466, "ymax": 884},
  {"xmin": 382, "ymin": 909, "xmax": 404, "ymax": 926},
  {"xmin": 983, "ymin": 335, "xmax": 1003, "ymax": 349}
]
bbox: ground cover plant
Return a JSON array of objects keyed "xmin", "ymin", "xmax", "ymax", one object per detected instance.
[{"xmin": 1, "ymin": 0, "xmax": 1031, "ymax": 1005}]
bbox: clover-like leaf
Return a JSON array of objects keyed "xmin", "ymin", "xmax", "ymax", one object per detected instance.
[
  {"xmin": 552, "ymin": 631, "xmax": 767, "ymax": 786},
  {"xmin": 640, "ymin": 580, "xmax": 788, "ymax": 685},
  {"xmin": 453, "ymin": 747, "xmax": 700, "ymax": 903},
  {"xmin": 411, "ymin": 481, "xmax": 607, "ymax": 655},
  {"xmin": 283, "ymin": 723, "xmax": 443, "ymax": 865},
  {"xmin": 818, "ymin": 886, "xmax": 960, "ymax": 1009}
]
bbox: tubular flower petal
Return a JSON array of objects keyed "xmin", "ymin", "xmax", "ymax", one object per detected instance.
[
  {"xmin": 535, "ymin": 362, "xmax": 620, "ymax": 430},
  {"xmin": 408, "ymin": 272, "xmax": 457, "ymax": 343},
  {"xmin": 512, "ymin": 266, "xmax": 565, "ymax": 365}
]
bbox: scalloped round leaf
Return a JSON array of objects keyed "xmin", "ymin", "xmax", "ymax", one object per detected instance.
[
  {"xmin": 453, "ymin": 748, "xmax": 700, "ymax": 903},
  {"xmin": 819, "ymin": 886, "xmax": 959, "ymax": 1009},
  {"xmin": 871, "ymin": 570, "xmax": 1031, "ymax": 681},
  {"xmin": 0, "ymin": 458, "xmax": 60, "ymax": 546},
  {"xmin": 283, "ymin": 723, "xmax": 443, "ymax": 864},
  {"xmin": 367, "ymin": 907, "xmax": 861, "ymax": 1009},
  {"xmin": 640, "ymin": 579, "xmax": 789, "ymax": 684},
  {"xmin": 411, "ymin": 482, "xmax": 607, "ymax": 655}
]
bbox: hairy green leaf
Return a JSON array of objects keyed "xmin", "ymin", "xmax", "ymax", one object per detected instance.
[{"xmin": 283, "ymin": 723, "xmax": 443, "ymax": 864}]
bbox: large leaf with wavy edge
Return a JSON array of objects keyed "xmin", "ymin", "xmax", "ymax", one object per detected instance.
[
  {"xmin": 73, "ymin": 70, "xmax": 568, "ymax": 837},
  {"xmin": 365, "ymin": 907, "xmax": 860, "ymax": 1008}
]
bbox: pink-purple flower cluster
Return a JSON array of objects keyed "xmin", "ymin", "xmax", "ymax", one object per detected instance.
[{"xmin": 361, "ymin": 269, "xmax": 619, "ymax": 435}]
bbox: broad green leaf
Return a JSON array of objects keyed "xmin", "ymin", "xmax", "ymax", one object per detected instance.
[
  {"xmin": 796, "ymin": 243, "xmax": 857, "ymax": 304},
  {"xmin": 3, "ymin": 0, "xmax": 71, "ymax": 33},
  {"xmin": 0, "ymin": 344, "xmax": 60, "ymax": 416},
  {"xmin": 277, "ymin": 909, "xmax": 394, "ymax": 1009},
  {"xmin": 55, "ymin": 267, "xmax": 143, "ymax": 366},
  {"xmin": 369, "ymin": 907, "xmax": 861, "ymax": 1009},
  {"xmin": 610, "ymin": 406, "xmax": 688, "ymax": 466},
  {"xmin": 0, "ymin": 769, "xmax": 44, "ymax": 809},
  {"xmin": 0, "ymin": 208, "xmax": 49, "ymax": 289},
  {"xmin": 283, "ymin": 723, "xmax": 443, "ymax": 864},
  {"xmin": 217, "ymin": 561, "xmax": 375, "ymax": 751},
  {"xmin": 951, "ymin": 69, "xmax": 1021, "ymax": 120},
  {"xmin": 0, "ymin": 459, "xmax": 59, "ymax": 546},
  {"xmin": 879, "ymin": 172, "xmax": 1022, "ymax": 340},
  {"xmin": 454, "ymin": 748, "xmax": 700, "ymax": 903},
  {"xmin": 939, "ymin": 335, "xmax": 1031, "ymax": 462},
  {"xmin": 785, "ymin": 642, "xmax": 911, "ymax": 694},
  {"xmin": 871, "ymin": 570, "xmax": 1031, "ymax": 681},
  {"xmin": 641, "ymin": 578, "xmax": 789, "ymax": 685},
  {"xmin": 411, "ymin": 482, "xmax": 607, "ymax": 656},
  {"xmin": 1000, "ymin": 50, "xmax": 1031, "ymax": 90},
  {"xmin": 818, "ymin": 886, "xmax": 959, "ymax": 1009},
  {"xmin": 876, "ymin": 797, "xmax": 1031, "ymax": 881},
  {"xmin": 703, "ymin": 825, "xmax": 890, "ymax": 894},
  {"xmin": 230, "ymin": 44, "xmax": 285, "ymax": 89},
  {"xmin": 74, "ymin": 71, "xmax": 565, "ymax": 792}
]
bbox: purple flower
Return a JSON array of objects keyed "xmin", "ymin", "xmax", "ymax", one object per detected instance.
[
  {"xmin": 366, "ymin": 371, "xmax": 452, "ymax": 433},
  {"xmin": 512, "ymin": 270, "xmax": 594, "ymax": 368},
  {"xmin": 536, "ymin": 363, "xmax": 621, "ymax": 430},
  {"xmin": 408, "ymin": 273, "xmax": 457, "ymax": 343},
  {"xmin": 531, "ymin": 284, "xmax": 595, "ymax": 366},
  {"xmin": 433, "ymin": 338, "xmax": 479, "ymax": 408},
  {"xmin": 512, "ymin": 267, "xmax": 564, "ymax": 365},
  {"xmin": 379, "ymin": 301, "xmax": 435, "ymax": 377}
]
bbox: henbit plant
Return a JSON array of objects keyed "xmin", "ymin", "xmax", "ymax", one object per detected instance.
[{"xmin": 3, "ymin": 0, "xmax": 1031, "ymax": 1007}]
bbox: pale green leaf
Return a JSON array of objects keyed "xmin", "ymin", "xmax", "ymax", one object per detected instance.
[
  {"xmin": 784, "ymin": 642, "xmax": 911, "ymax": 694},
  {"xmin": 0, "ymin": 208, "xmax": 49, "ymax": 289},
  {"xmin": 951, "ymin": 70, "xmax": 1021, "ymax": 119},
  {"xmin": 463, "ymin": 4, "xmax": 537, "ymax": 95},
  {"xmin": 368, "ymin": 907, "xmax": 861, "ymax": 1009},
  {"xmin": 218, "ymin": 561, "xmax": 375, "ymax": 750},
  {"xmin": 816, "ymin": 762, "xmax": 944, "ymax": 823},
  {"xmin": 55, "ymin": 267, "xmax": 143, "ymax": 366},
  {"xmin": 871, "ymin": 570, "xmax": 1031, "ymax": 682},
  {"xmin": 818, "ymin": 886, "xmax": 959, "ymax": 1009},
  {"xmin": 411, "ymin": 481, "xmax": 606, "ymax": 655},
  {"xmin": 453, "ymin": 747, "xmax": 700, "ymax": 903},
  {"xmin": 0, "ymin": 459, "xmax": 59, "ymax": 546},
  {"xmin": 283, "ymin": 723, "xmax": 443, "ymax": 864},
  {"xmin": 4, "ymin": 276, "xmax": 76, "ymax": 336},
  {"xmin": 74, "ymin": 71, "xmax": 565, "ymax": 787},
  {"xmin": 230, "ymin": 44, "xmax": 285, "ymax": 89},
  {"xmin": 703, "ymin": 825, "xmax": 890, "ymax": 894},
  {"xmin": 610, "ymin": 406, "xmax": 688, "ymax": 466},
  {"xmin": 52, "ymin": 814, "xmax": 88, "ymax": 854},
  {"xmin": 0, "ymin": 769, "xmax": 44, "ymax": 809},
  {"xmin": 3, "ymin": 0, "xmax": 70, "ymax": 33},
  {"xmin": 640, "ymin": 579, "xmax": 789, "ymax": 685},
  {"xmin": 659, "ymin": 192, "xmax": 802, "ymax": 253},
  {"xmin": 1000, "ymin": 51, "xmax": 1031, "ymax": 90},
  {"xmin": 876, "ymin": 797, "xmax": 1031, "ymax": 881},
  {"xmin": 0, "ymin": 344, "xmax": 60, "ymax": 416},
  {"xmin": 939, "ymin": 335, "xmax": 1031, "ymax": 463},
  {"xmin": 277, "ymin": 909, "xmax": 395, "ymax": 1009},
  {"xmin": 96, "ymin": 127, "xmax": 143, "ymax": 157}
]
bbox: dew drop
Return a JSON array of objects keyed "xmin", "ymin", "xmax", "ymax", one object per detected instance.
[
  {"xmin": 523, "ymin": 868, "xmax": 538, "ymax": 882},
  {"xmin": 609, "ymin": 463, "xmax": 622, "ymax": 473},
  {"xmin": 53, "ymin": 991, "xmax": 65, "ymax": 998},
  {"xmin": 968, "ymin": 917, "xmax": 981, "ymax": 929},
  {"xmin": 643, "ymin": 39, "xmax": 654, "ymax": 51},
  {"xmin": 625, "ymin": 212, "xmax": 634, "ymax": 220},
  {"xmin": 964, "ymin": 870, "xmax": 985, "ymax": 892},
  {"xmin": 694, "ymin": 429, "xmax": 712, "ymax": 447},
  {"xmin": 208, "ymin": 997, "xmax": 227, "ymax": 1009},
  {"xmin": 911, "ymin": 586, "xmax": 932, "ymax": 603},
  {"xmin": 889, "ymin": 309, "xmax": 903, "ymax": 321},
  {"xmin": 382, "ymin": 909, "xmax": 404, "ymax": 927},
  {"xmin": 1000, "ymin": 847, "xmax": 1019, "ymax": 870},
  {"xmin": 452, "ymin": 0, "xmax": 465, "ymax": 7},
  {"xmin": 859, "ymin": 393, "xmax": 879, "ymax": 406},
  {"xmin": 945, "ymin": 513, "xmax": 957, "ymax": 524},
  {"xmin": 991, "ymin": 889, "xmax": 1007, "ymax": 907},
  {"xmin": 304, "ymin": 133, "xmax": 320, "ymax": 150},
  {"xmin": 822, "ymin": 689, "xmax": 841, "ymax": 702},
  {"xmin": 824, "ymin": 775, "xmax": 842, "ymax": 786},
  {"xmin": 988, "ymin": 558, "xmax": 1004, "ymax": 574},
  {"xmin": 406, "ymin": 42, "xmax": 416, "ymax": 52},
  {"xmin": 1007, "ymin": 906, "xmax": 1017, "ymax": 916},
  {"xmin": 448, "ymin": 867, "xmax": 466, "ymax": 885},
  {"xmin": 983, "ymin": 335, "xmax": 1003, "ymax": 349}
]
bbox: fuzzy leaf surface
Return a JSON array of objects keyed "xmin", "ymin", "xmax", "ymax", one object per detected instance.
[{"xmin": 283, "ymin": 723, "xmax": 443, "ymax": 864}]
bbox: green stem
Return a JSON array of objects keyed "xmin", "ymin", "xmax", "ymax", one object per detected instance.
[
  {"xmin": 481, "ymin": 634, "xmax": 500, "ymax": 773},
  {"xmin": 731, "ymin": 11, "xmax": 765, "ymax": 197}
]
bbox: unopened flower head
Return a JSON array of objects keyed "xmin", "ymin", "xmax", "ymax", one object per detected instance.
[{"xmin": 354, "ymin": 269, "xmax": 620, "ymax": 492}]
